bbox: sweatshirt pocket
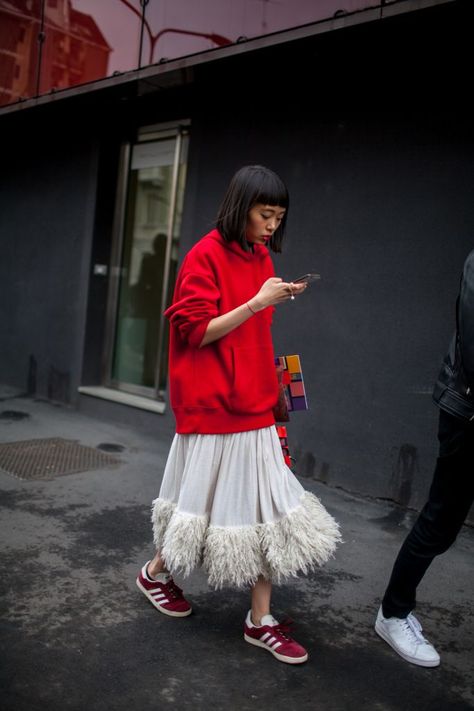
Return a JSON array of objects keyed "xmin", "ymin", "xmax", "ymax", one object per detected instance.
[{"xmin": 228, "ymin": 345, "xmax": 278, "ymax": 415}]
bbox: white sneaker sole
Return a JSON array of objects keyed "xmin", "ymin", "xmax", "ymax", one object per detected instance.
[
  {"xmin": 244, "ymin": 633, "xmax": 308, "ymax": 664},
  {"xmin": 136, "ymin": 578, "xmax": 192, "ymax": 618},
  {"xmin": 375, "ymin": 621, "xmax": 440, "ymax": 667}
]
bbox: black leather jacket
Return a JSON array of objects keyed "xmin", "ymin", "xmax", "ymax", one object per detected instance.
[{"xmin": 433, "ymin": 249, "xmax": 474, "ymax": 421}]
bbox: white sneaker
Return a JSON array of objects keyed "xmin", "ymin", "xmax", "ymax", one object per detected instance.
[{"xmin": 375, "ymin": 606, "xmax": 440, "ymax": 667}]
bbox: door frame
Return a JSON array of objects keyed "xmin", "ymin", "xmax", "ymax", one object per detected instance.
[{"xmin": 102, "ymin": 119, "xmax": 190, "ymax": 399}]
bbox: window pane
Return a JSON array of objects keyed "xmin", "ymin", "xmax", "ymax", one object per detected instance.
[
  {"xmin": 0, "ymin": 0, "xmax": 42, "ymax": 107},
  {"xmin": 0, "ymin": 0, "xmax": 384, "ymax": 105},
  {"xmin": 38, "ymin": 0, "xmax": 143, "ymax": 95},
  {"xmin": 140, "ymin": 0, "xmax": 379, "ymax": 65}
]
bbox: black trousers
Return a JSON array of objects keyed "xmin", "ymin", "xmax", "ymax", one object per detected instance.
[{"xmin": 382, "ymin": 409, "xmax": 474, "ymax": 619}]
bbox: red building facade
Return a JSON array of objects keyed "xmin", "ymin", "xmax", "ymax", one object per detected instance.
[{"xmin": 0, "ymin": 0, "xmax": 110, "ymax": 105}]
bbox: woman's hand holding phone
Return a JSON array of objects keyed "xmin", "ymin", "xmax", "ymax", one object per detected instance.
[{"xmin": 249, "ymin": 271, "xmax": 320, "ymax": 311}]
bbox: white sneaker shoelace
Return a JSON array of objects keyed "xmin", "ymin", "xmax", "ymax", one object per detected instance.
[{"xmin": 401, "ymin": 614, "xmax": 428, "ymax": 645}]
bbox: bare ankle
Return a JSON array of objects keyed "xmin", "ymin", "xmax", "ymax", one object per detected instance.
[
  {"xmin": 148, "ymin": 557, "xmax": 166, "ymax": 578},
  {"xmin": 251, "ymin": 610, "xmax": 269, "ymax": 626}
]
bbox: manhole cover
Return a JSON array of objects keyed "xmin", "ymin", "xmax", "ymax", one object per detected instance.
[{"xmin": 0, "ymin": 438, "xmax": 121, "ymax": 480}]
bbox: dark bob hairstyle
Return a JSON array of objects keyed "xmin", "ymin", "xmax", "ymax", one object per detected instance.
[{"xmin": 216, "ymin": 165, "xmax": 289, "ymax": 253}]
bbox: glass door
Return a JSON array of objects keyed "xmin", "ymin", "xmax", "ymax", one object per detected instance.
[{"xmin": 105, "ymin": 123, "xmax": 189, "ymax": 398}]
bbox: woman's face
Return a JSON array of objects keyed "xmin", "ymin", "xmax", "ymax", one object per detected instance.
[{"xmin": 246, "ymin": 203, "xmax": 286, "ymax": 246}]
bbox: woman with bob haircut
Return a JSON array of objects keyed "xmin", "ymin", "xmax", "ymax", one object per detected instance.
[{"xmin": 136, "ymin": 165, "xmax": 341, "ymax": 664}]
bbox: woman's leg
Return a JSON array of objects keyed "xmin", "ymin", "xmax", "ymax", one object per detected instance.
[
  {"xmin": 246, "ymin": 576, "xmax": 308, "ymax": 663},
  {"xmin": 251, "ymin": 576, "xmax": 272, "ymax": 625}
]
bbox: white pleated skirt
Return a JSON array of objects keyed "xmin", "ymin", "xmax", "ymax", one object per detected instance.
[{"xmin": 152, "ymin": 425, "xmax": 341, "ymax": 589}]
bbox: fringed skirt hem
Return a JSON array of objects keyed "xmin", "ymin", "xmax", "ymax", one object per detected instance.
[{"xmin": 152, "ymin": 491, "xmax": 341, "ymax": 589}]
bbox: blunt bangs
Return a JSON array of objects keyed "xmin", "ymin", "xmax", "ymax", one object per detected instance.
[
  {"xmin": 252, "ymin": 175, "xmax": 289, "ymax": 212},
  {"xmin": 216, "ymin": 165, "xmax": 289, "ymax": 253}
]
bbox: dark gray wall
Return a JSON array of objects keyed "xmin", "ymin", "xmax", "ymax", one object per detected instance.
[
  {"xmin": 278, "ymin": 117, "xmax": 472, "ymax": 509},
  {"xmin": 0, "ymin": 124, "xmax": 99, "ymax": 403}
]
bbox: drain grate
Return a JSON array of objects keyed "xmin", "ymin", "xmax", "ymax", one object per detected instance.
[
  {"xmin": 0, "ymin": 410, "xmax": 30, "ymax": 421},
  {"xmin": 0, "ymin": 438, "xmax": 121, "ymax": 480}
]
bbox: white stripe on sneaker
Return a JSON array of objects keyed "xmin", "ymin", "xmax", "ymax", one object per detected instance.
[
  {"xmin": 267, "ymin": 636, "xmax": 277, "ymax": 646},
  {"xmin": 260, "ymin": 632, "xmax": 271, "ymax": 642},
  {"xmin": 137, "ymin": 577, "xmax": 192, "ymax": 618}
]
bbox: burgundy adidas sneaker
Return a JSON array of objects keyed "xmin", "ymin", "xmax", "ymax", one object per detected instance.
[
  {"xmin": 136, "ymin": 562, "xmax": 192, "ymax": 617},
  {"xmin": 244, "ymin": 611, "xmax": 308, "ymax": 664}
]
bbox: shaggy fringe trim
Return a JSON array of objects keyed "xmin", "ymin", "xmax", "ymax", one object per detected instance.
[
  {"xmin": 162, "ymin": 510, "xmax": 209, "ymax": 577},
  {"xmin": 261, "ymin": 491, "xmax": 342, "ymax": 585},
  {"xmin": 151, "ymin": 491, "xmax": 341, "ymax": 589},
  {"xmin": 203, "ymin": 526, "xmax": 272, "ymax": 590},
  {"xmin": 151, "ymin": 497, "xmax": 175, "ymax": 550},
  {"xmin": 152, "ymin": 497, "xmax": 208, "ymax": 576}
]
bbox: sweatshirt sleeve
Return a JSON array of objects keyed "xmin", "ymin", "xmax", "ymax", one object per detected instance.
[
  {"xmin": 165, "ymin": 252, "xmax": 220, "ymax": 348},
  {"xmin": 459, "ymin": 249, "xmax": 474, "ymax": 388}
]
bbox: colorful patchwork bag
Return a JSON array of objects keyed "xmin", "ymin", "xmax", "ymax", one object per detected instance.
[{"xmin": 274, "ymin": 355, "xmax": 309, "ymax": 468}]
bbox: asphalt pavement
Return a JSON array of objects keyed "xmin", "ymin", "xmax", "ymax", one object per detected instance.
[{"xmin": 1, "ymin": 387, "xmax": 473, "ymax": 711}]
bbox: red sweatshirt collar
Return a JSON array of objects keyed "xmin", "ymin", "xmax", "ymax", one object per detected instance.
[{"xmin": 206, "ymin": 229, "xmax": 268, "ymax": 262}]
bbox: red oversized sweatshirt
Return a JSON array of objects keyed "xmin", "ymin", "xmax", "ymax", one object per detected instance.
[{"xmin": 164, "ymin": 229, "xmax": 279, "ymax": 434}]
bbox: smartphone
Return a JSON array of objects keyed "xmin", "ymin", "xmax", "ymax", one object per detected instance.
[{"xmin": 292, "ymin": 273, "xmax": 321, "ymax": 284}]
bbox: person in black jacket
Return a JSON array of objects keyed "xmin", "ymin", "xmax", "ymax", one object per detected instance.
[{"xmin": 375, "ymin": 249, "xmax": 474, "ymax": 667}]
